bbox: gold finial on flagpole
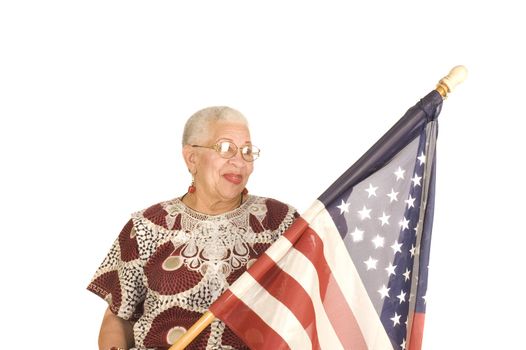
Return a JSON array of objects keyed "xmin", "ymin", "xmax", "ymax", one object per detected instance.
[{"xmin": 436, "ymin": 65, "xmax": 468, "ymax": 98}]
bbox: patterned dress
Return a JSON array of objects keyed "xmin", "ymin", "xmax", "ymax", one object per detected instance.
[{"xmin": 87, "ymin": 195, "xmax": 297, "ymax": 350}]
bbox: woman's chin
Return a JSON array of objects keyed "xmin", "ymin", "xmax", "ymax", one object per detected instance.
[{"xmin": 219, "ymin": 188, "xmax": 244, "ymax": 201}]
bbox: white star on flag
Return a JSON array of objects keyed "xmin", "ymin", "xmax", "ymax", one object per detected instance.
[
  {"xmin": 391, "ymin": 313, "xmax": 401, "ymax": 326},
  {"xmin": 387, "ymin": 188, "xmax": 399, "ymax": 202},
  {"xmin": 378, "ymin": 285, "xmax": 390, "ymax": 299},
  {"xmin": 385, "ymin": 262, "xmax": 397, "ymax": 277},
  {"xmin": 372, "ymin": 234, "xmax": 385, "ymax": 249},
  {"xmin": 364, "ymin": 256, "xmax": 378, "ymax": 270},
  {"xmin": 417, "ymin": 152, "xmax": 426, "ymax": 165},
  {"xmin": 399, "ymin": 217, "xmax": 410, "ymax": 230},
  {"xmin": 350, "ymin": 227, "xmax": 364, "ymax": 242},
  {"xmin": 337, "ymin": 200, "xmax": 350, "ymax": 214},
  {"xmin": 405, "ymin": 195, "xmax": 416, "ymax": 208},
  {"xmin": 378, "ymin": 212, "xmax": 390, "ymax": 226},
  {"xmin": 391, "ymin": 240, "xmax": 403, "ymax": 254},
  {"xmin": 394, "ymin": 166, "xmax": 405, "ymax": 180},
  {"xmin": 411, "ymin": 174, "xmax": 422, "ymax": 187},
  {"xmin": 397, "ymin": 290, "xmax": 407, "ymax": 304},
  {"xmin": 358, "ymin": 205, "xmax": 372, "ymax": 220},
  {"xmin": 365, "ymin": 183, "xmax": 378, "ymax": 197}
]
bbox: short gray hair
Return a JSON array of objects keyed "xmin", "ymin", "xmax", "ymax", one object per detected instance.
[{"xmin": 182, "ymin": 106, "xmax": 248, "ymax": 146}]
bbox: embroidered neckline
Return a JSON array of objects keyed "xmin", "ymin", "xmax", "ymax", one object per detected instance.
[{"xmin": 167, "ymin": 195, "xmax": 257, "ymax": 222}]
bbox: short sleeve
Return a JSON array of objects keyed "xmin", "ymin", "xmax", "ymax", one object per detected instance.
[{"xmin": 87, "ymin": 218, "xmax": 146, "ymax": 321}]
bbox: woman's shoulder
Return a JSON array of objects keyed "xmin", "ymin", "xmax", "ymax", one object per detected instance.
[
  {"xmin": 247, "ymin": 195, "xmax": 298, "ymax": 231},
  {"xmin": 249, "ymin": 195, "xmax": 296, "ymax": 213},
  {"xmin": 130, "ymin": 197, "xmax": 183, "ymax": 230}
]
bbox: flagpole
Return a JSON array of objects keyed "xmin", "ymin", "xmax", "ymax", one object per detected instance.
[
  {"xmin": 435, "ymin": 65, "xmax": 467, "ymax": 98},
  {"xmin": 166, "ymin": 65, "xmax": 467, "ymax": 350},
  {"xmin": 168, "ymin": 311, "xmax": 216, "ymax": 350}
]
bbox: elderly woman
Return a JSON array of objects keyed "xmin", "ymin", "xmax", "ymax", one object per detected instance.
[{"xmin": 88, "ymin": 106, "xmax": 298, "ymax": 350}]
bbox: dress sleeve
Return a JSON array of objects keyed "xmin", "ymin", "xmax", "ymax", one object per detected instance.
[{"xmin": 87, "ymin": 218, "xmax": 146, "ymax": 321}]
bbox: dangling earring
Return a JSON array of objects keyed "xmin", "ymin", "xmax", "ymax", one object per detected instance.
[
  {"xmin": 188, "ymin": 178, "xmax": 196, "ymax": 193},
  {"xmin": 242, "ymin": 188, "xmax": 248, "ymax": 195}
]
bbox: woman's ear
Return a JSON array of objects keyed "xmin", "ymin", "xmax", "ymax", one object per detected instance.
[{"xmin": 182, "ymin": 145, "xmax": 197, "ymax": 174}]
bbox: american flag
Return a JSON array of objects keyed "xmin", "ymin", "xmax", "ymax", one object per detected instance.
[{"xmin": 209, "ymin": 91, "xmax": 443, "ymax": 350}]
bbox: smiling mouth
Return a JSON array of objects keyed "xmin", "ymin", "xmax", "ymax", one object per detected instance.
[{"xmin": 223, "ymin": 173, "xmax": 242, "ymax": 184}]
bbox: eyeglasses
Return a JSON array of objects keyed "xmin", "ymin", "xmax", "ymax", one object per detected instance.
[{"xmin": 191, "ymin": 139, "xmax": 260, "ymax": 162}]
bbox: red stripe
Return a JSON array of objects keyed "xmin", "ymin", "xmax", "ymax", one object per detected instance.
[
  {"xmin": 293, "ymin": 222, "xmax": 368, "ymax": 349},
  {"xmin": 250, "ymin": 254, "xmax": 321, "ymax": 349},
  {"xmin": 282, "ymin": 217, "xmax": 310, "ymax": 243},
  {"xmin": 408, "ymin": 312, "xmax": 425, "ymax": 350},
  {"xmin": 210, "ymin": 290, "xmax": 290, "ymax": 350}
]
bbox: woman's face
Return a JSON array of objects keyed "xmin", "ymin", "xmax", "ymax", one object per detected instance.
[{"xmin": 192, "ymin": 121, "xmax": 254, "ymax": 203}]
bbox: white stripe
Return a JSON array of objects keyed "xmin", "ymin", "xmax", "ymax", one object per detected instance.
[
  {"xmin": 230, "ymin": 273, "xmax": 312, "ymax": 350},
  {"xmin": 276, "ymin": 247, "xmax": 345, "ymax": 350},
  {"xmin": 228, "ymin": 236, "xmax": 292, "ymax": 298},
  {"xmin": 265, "ymin": 234, "xmax": 293, "ymax": 262},
  {"xmin": 306, "ymin": 200, "xmax": 394, "ymax": 350},
  {"xmin": 302, "ymin": 200, "xmax": 326, "ymax": 223}
]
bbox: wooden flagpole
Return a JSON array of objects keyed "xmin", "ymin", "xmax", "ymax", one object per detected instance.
[
  {"xmin": 166, "ymin": 65, "xmax": 467, "ymax": 350},
  {"xmin": 168, "ymin": 311, "xmax": 216, "ymax": 350}
]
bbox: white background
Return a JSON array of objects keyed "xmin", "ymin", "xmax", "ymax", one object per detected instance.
[{"xmin": 1, "ymin": 1, "xmax": 523, "ymax": 349}]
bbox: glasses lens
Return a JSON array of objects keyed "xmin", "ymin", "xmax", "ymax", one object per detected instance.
[
  {"xmin": 241, "ymin": 145, "xmax": 260, "ymax": 161},
  {"xmin": 217, "ymin": 141, "xmax": 237, "ymax": 158}
]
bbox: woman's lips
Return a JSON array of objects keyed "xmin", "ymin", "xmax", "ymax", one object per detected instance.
[{"xmin": 223, "ymin": 173, "xmax": 242, "ymax": 185}]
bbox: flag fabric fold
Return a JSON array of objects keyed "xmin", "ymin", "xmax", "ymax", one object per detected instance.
[{"xmin": 209, "ymin": 90, "xmax": 443, "ymax": 350}]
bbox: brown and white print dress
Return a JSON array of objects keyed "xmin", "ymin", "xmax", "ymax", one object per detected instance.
[{"xmin": 88, "ymin": 195, "xmax": 297, "ymax": 350}]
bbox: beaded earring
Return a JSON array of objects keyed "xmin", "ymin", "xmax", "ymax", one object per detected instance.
[{"xmin": 188, "ymin": 178, "xmax": 196, "ymax": 193}]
